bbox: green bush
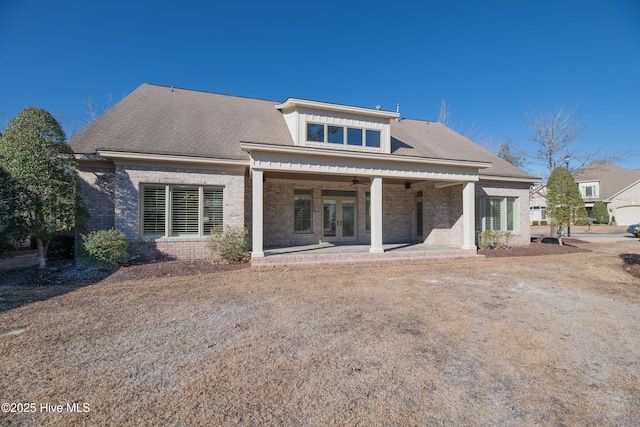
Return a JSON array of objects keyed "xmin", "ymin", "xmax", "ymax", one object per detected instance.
[
  {"xmin": 532, "ymin": 221, "xmax": 539, "ymax": 226},
  {"xmin": 540, "ymin": 220, "xmax": 548, "ymax": 225},
  {"xmin": 477, "ymin": 230, "xmax": 512, "ymax": 250},
  {"xmin": 592, "ymin": 201, "xmax": 609, "ymax": 224},
  {"xmin": 81, "ymin": 229, "xmax": 129, "ymax": 267},
  {"xmin": 208, "ymin": 225, "xmax": 250, "ymax": 263}
]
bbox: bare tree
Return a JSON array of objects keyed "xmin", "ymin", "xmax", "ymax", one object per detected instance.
[
  {"xmin": 438, "ymin": 100, "xmax": 494, "ymax": 150},
  {"xmin": 525, "ymin": 101, "xmax": 593, "ymax": 175},
  {"xmin": 69, "ymin": 90, "xmax": 118, "ymax": 136},
  {"xmin": 438, "ymin": 100, "xmax": 454, "ymax": 127}
]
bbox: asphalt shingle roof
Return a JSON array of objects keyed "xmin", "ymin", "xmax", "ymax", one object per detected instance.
[
  {"xmin": 573, "ymin": 162, "xmax": 640, "ymax": 201},
  {"xmin": 68, "ymin": 84, "xmax": 536, "ymax": 181}
]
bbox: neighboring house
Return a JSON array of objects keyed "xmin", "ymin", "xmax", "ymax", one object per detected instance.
[
  {"xmin": 68, "ymin": 84, "xmax": 538, "ymax": 261},
  {"xmin": 529, "ymin": 185, "xmax": 547, "ymax": 223},
  {"xmin": 572, "ymin": 162, "xmax": 640, "ymax": 225}
]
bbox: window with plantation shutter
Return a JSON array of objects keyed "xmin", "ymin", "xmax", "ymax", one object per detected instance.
[
  {"xmin": 171, "ymin": 187, "xmax": 199, "ymax": 236},
  {"xmin": 506, "ymin": 198, "xmax": 516, "ymax": 231},
  {"xmin": 141, "ymin": 185, "xmax": 224, "ymax": 237},
  {"xmin": 293, "ymin": 189, "xmax": 312, "ymax": 233},
  {"xmin": 203, "ymin": 188, "xmax": 223, "ymax": 234},
  {"xmin": 143, "ymin": 186, "xmax": 166, "ymax": 236},
  {"xmin": 476, "ymin": 196, "xmax": 518, "ymax": 232},
  {"xmin": 487, "ymin": 197, "xmax": 502, "ymax": 231}
]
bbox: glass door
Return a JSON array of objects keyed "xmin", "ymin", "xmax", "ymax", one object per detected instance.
[
  {"xmin": 322, "ymin": 198, "xmax": 357, "ymax": 242},
  {"xmin": 323, "ymin": 200, "xmax": 336, "ymax": 237}
]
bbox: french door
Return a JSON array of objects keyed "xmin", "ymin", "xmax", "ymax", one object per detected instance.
[{"xmin": 322, "ymin": 198, "xmax": 356, "ymax": 242}]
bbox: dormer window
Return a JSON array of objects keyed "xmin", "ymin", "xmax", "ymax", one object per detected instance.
[
  {"xmin": 276, "ymin": 97, "xmax": 398, "ymax": 154},
  {"xmin": 306, "ymin": 123, "xmax": 381, "ymax": 148}
]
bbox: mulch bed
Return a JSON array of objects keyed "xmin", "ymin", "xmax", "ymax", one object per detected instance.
[
  {"xmin": 620, "ymin": 253, "xmax": 640, "ymax": 279},
  {"xmin": 103, "ymin": 259, "xmax": 248, "ymax": 282},
  {"xmin": 478, "ymin": 237, "xmax": 591, "ymax": 258}
]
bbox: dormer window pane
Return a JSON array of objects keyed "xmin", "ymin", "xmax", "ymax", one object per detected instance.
[
  {"xmin": 307, "ymin": 123, "xmax": 324, "ymax": 142},
  {"xmin": 327, "ymin": 126, "xmax": 343, "ymax": 144},
  {"xmin": 347, "ymin": 128, "xmax": 363, "ymax": 146},
  {"xmin": 366, "ymin": 130, "xmax": 381, "ymax": 147}
]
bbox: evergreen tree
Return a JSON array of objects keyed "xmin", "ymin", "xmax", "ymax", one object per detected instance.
[
  {"xmin": 497, "ymin": 141, "xmax": 525, "ymax": 168},
  {"xmin": 546, "ymin": 167, "xmax": 587, "ymax": 245},
  {"xmin": 0, "ymin": 107, "xmax": 83, "ymax": 268},
  {"xmin": 592, "ymin": 201, "xmax": 609, "ymax": 224}
]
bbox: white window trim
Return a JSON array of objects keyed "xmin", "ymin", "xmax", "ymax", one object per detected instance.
[
  {"xmin": 476, "ymin": 196, "xmax": 518, "ymax": 233},
  {"xmin": 305, "ymin": 122, "xmax": 383, "ymax": 151},
  {"xmin": 140, "ymin": 184, "xmax": 224, "ymax": 238}
]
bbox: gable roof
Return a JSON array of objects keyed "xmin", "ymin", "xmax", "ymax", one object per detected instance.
[
  {"xmin": 573, "ymin": 162, "xmax": 640, "ymax": 201},
  {"xmin": 69, "ymin": 84, "xmax": 291, "ymax": 160},
  {"xmin": 68, "ymin": 83, "xmax": 536, "ymax": 181},
  {"xmin": 390, "ymin": 119, "xmax": 532, "ymax": 179}
]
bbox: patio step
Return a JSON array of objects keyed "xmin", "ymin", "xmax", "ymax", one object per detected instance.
[{"xmin": 251, "ymin": 247, "xmax": 479, "ymax": 267}]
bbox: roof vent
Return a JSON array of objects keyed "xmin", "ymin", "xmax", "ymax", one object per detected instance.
[
  {"xmin": 396, "ymin": 103, "xmax": 400, "ymax": 121},
  {"xmin": 375, "ymin": 105, "xmax": 382, "ymax": 110}
]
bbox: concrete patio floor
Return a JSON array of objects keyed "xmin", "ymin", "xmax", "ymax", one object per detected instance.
[{"xmin": 252, "ymin": 242, "xmax": 479, "ymax": 267}]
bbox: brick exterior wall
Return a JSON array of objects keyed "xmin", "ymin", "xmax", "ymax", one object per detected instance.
[
  {"xmin": 77, "ymin": 161, "xmax": 245, "ymax": 260},
  {"xmin": 77, "ymin": 161, "xmax": 532, "ymax": 261},
  {"xmin": 476, "ymin": 181, "xmax": 531, "ymax": 246},
  {"xmin": 77, "ymin": 164, "xmax": 116, "ymax": 233}
]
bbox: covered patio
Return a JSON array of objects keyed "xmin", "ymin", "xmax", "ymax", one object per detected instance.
[
  {"xmin": 242, "ymin": 142, "xmax": 489, "ymax": 263},
  {"xmin": 251, "ymin": 242, "xmax": 479, "ymax": 267}
]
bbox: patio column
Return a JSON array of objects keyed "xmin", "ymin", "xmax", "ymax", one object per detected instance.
[
  {"xmin": 251, "ymin": 169, "xmax": 264, "ymax": 258},
  {"xmin": 462, "ymin": 181, "xmax": 476, "ymax": 250},
  {"xmin": 370, "ymin": 176, "xmax": 384, "ymax": 253}
]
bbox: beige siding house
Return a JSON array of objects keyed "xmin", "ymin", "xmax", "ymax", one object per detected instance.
[
  {"xmin": 68, "ymin": 84, "xmax": 538, "ymax": 262},
  {"xmin": 573, "ymin": 163, "xmax": 640, "ymax": 225}
]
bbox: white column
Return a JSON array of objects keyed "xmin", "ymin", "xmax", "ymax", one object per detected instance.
[
  {"xmin": 370, "ymin": 176, "xmax": 384, "ymax": 253},
  {"xmin": 251, "ymin": 169, "xmax": 264, "ymax": 258},
  {"xmin": 462, "ymin": 181, "xmax": 476, "ymax": 250}
]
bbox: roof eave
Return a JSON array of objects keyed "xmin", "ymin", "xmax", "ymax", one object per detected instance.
[
  {"xmin": 275, "ymin": 98, "xmax": 399, "ymax": 119},
  {"xmin": 240, "ymin": 142, "xmax": 492, "ymax": 169},
  {"xmin": 96, "ymin": 150, "xmax": 250, "ymax": 166}
]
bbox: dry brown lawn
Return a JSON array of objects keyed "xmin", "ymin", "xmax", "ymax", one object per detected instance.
[{"xmin": 1, "ymin": 239, "xmax": 639, "ymax": 426}]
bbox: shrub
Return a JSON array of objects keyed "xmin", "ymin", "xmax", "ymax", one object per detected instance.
[
  {"xmin": 477, "ymin": 230, "xmax": 512, "ymax": 250},
  {"xmin": 540, "ymin": 220, "xmax": 548, "ymax": 225},
  {"xmin": 208, "ymin": 225, "xmax": 250, "ymax": 263},
  {"xmin": 592, "ymin": 201, "xmax": 609, "ymax": 224},
  {"xmin": 532, "ymin": 221, "xmax": 539, "ymax": 226},
  {"xmin": 81, "ymin": 229, "xmax": 129, "ymax": 267}
]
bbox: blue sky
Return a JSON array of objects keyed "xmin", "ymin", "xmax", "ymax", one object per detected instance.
[{"xmin": 1, "ymin": 0, "xmax": 638, "ymax": 178}]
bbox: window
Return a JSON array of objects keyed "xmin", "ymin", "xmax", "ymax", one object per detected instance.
[
  {"xmin": 583, "ymin": 185, "xmax": 597, "ymax": 197},
  {"xmin": 327, "ymin": 126, "xmax": 343, "ymax": 144},
  {"xmin": 347, "ymin": 128, "xmax": 362, "ymax": 146},
  {"xmin": 365, "ymin": 129, "xmax": 381, "ymax": 147},
  {"xmin": 307, "ymin": 123, "xmax": 324, "ymax": 142},
  {"xmin": 142, "ymin": 185, "xmax": 223, "ymax": 237},
  {"xmin": 476, "ymin": 197, "xmax": 518, "ymax": 232},
  {"xmin": 294, "ymin": 189, "xmax": 312, "ymax": 233},
  {"xmin": 306, "ymin": 123, "xmax": 381, "ymax": 148}
]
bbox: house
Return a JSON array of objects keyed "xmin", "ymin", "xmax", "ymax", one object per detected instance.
[
  {"xmin": 529, "ymin": 185, "xmax": 548, "ymax": 224},
  {"xmin": 68, "ymin": 84, "xmax": 538, "ymax": 263},
  {"xmin": 572, "ymin": 162, "xmax": 640, "ymax": 225}
]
